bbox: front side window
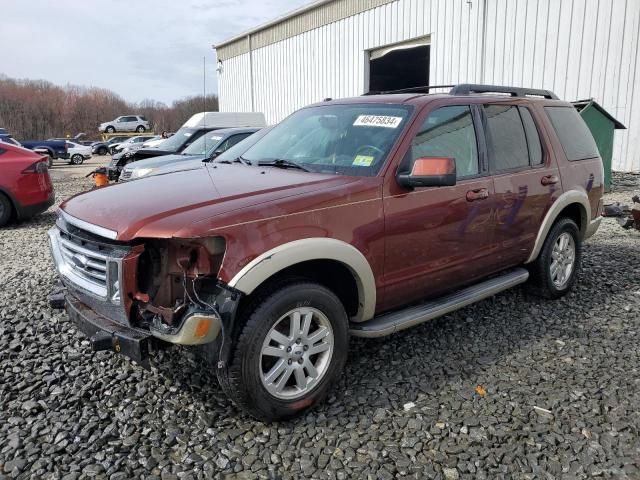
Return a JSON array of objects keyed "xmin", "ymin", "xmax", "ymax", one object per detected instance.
[
  {"xmin": 242, "ymin": 104, "xmax": 412, "ymax": 176},
  {"xmin": 410, "ymin": 105, "xmax": 479, "ymax": 178},
  {"xmin": 484, "ymin": 105, "xmax": 529, "ymax": 171}
]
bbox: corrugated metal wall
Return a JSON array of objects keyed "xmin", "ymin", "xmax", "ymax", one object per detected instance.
[{"xmin": 218, "ymin": 0, "xmax": 640, "ymax": 171}]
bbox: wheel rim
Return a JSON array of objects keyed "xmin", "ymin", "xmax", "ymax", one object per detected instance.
[
  {"xmin": 259, "ymin": 306, "xmax": 334, "ymax": 400},
  {"xmin": 550, "ymin": 232, "xmax": 575, "ymax": 288},
  {"xmin": 72, "ymin": 155, "xmax": 81, "ymax": 164}
]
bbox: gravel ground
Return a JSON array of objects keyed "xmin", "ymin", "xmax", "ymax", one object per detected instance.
[{"xmin": 1, "ymin": 165, "xmax": 639, "ymax": 479}]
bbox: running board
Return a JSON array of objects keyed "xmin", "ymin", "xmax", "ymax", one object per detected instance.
[{"xmin": 350, "ymin": 268, "xmax": 529, "ymax": 338}]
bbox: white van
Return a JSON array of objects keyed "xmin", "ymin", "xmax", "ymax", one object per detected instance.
[{"xmin": 183, "ymin": 112, "xmax": 266, "ymax": 129}]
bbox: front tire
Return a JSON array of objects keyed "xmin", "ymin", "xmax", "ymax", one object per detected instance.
[
  {"xmin": 220, "ymin": 280, "xmax": 349, "ymax": 421},
  {"xmin": 105, "ymin": 126, "xmax": 115, "ymax": 133},
  {"xmin": 97, "ymin": 146, "xmax": 108, "ymax": 156},
  {"xmin": 528, "ymin": 217, "xmax": 581, "ymax": 299},
  {"xmin": 70, "ymin": 154, "xmax": 84, "ymax": 165},
  {"xmin": 0, "ymin": 193, "xmax": 12, "ymax": 227},
  {"xmin": 136, "ymin": 125, "xmax": 146, "ymax": 133}
]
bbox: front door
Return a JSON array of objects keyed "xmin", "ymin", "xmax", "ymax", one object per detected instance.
[
  {"xmin": 382, "ymin": 105, "xmax": 497, "ymax": 311},
  {"xmin": 482, "ymin": 103, "xmax": 561, "ymax": 267}
]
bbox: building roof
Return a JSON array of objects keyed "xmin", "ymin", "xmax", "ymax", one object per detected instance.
[{"xmin": 213, "ymin": 0, "xmax": 395, "ymax": 61}]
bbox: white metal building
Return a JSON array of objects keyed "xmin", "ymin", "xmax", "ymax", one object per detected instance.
[{"xmin": 214, "ymin": 0, "xmax": 640, "ymax": 171}]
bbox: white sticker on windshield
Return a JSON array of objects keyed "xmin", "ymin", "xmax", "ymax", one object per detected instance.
[
  {"xmin": 209, "ymin": 136, "xmax": 223, "ymax": 142},
  {"xmin": 353, "ymin": 115, "xmax": 403, "ymax": 128}
]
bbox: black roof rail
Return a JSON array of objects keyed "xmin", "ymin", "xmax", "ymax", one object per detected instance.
[
  {"xmin": 449, "ymin": 84, "xmax": 559, "ymax": 100},
  {"xmin": 363, "ymin": 85, "xmax": 455, "ymax": 95}
]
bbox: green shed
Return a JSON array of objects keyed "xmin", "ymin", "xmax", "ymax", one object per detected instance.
[{"xmin": 572, "ymin": 99, "xmax": 626, "ymax": 192}]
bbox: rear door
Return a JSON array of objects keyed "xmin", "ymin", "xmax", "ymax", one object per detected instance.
[
  {"xmin": 382, "ymin": 104, "xmax": 497, "ymax": 310},
  {"xmin": 483, "ymin": 103, "xmax": 561, "ymax": 267}
]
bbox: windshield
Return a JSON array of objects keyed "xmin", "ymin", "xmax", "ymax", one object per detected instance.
[
  {"xmin": 242, "ymin": 105, "xmax": 411, "ymax": 176},
  {"xmin": 182, "ymin": 132, "xmax": 224, "ymax": 156},
  {"xmin": 214, "ymin": 128, "xmax": 270, "ymax": 163},
  {"xmin": 153, "ymin": 127, "xmax": 199, "ymax": 152}
]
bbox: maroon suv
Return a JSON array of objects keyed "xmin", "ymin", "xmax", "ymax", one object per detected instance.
[{"xmin": 48, "ymin": 84, "xmax": 603, "ymax": 420}]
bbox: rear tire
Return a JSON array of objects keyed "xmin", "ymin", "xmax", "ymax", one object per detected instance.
[
  {"xmin": 136, "ymin": 125, "xmax": 146, "ymax": 133},
  {"xmin": 219, "ymin": 279, "xmax": 349, "ymax": 421},
  {"xmin": 0, "ymin": 193, "xmax": 13, "ymax": 227},
  {"xmin": 70, "ymin": 154, "xmax": 84, "ymax": 165},
  {"xmin": 98, "ymin": 146, "xmax": 108, "ymax": 156},
  {"xmin": 528, "ymin": 217, "xmax": 581, "ymax": 299}
]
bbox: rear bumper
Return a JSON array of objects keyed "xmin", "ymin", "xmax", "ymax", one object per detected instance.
[{"xmin": 17, "ymin": 190, "xmax": 55, "ymax": 219}]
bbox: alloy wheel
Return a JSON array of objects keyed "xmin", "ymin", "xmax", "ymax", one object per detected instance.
[
  {"xmin": 260, "ymin": 307, "xmax": 334, "ymax": 400},
  {"xmin": 550, "ymin": 232, "xmax": 575, "ymax": 288}
]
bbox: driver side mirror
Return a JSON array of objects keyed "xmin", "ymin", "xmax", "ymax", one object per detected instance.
[{"xmin": 397, "ymin": 157, "xmax": 456, "ymax": 189}]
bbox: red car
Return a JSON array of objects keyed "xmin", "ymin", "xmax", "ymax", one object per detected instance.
[{"xmin": 0, "ymin": 142, "xmax": 55, "ymax": 226}]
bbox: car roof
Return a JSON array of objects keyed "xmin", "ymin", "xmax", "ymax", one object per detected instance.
[{"xmin": 205, "ymin": 127, "xmax": 262, "ymax": 137}]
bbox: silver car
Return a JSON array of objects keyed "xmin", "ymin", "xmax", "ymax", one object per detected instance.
[{"xmin": 98, "ymin": 115, "xmax": 150, "ymax": 133}]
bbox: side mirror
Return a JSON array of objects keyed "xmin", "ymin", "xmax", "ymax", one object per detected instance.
[{"xmin": 397, "ymin": 156, "xmax": 456, "ymax": 189}]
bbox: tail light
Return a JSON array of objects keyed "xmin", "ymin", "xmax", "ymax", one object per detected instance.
[
  {"xmin": 64, "ymin": 142, "xmax": 69, "ymax": 152},
  {"xmin": 22, "ymin": 160, "xmax": 49, "ymax": 174}
]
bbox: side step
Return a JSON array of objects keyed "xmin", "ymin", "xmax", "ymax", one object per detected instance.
[{"xmin": 350, "ymin": 268, "xmax": 529, "ymax": 338}]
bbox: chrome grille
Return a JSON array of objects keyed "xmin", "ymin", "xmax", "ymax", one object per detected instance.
[{"xmin": 59, "ymin": 237, "xmax": 108, "ymax": 288}]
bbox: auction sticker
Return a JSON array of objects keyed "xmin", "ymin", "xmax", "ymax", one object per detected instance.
[
  {"xmin": 353, "ymin": 115, "xmax": 403, "ymax": 128},
  {"xmin": 352, "ymin": 155, "xmax": 375, "ymax": 166}
]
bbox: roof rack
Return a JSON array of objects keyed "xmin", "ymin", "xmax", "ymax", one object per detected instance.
[
  {"xmin": 363, "ymin": 85, "xmax": 455, "ymax": 95},
  {"xmin": 363, "ymin": 83, "xmax": 559, "ymax": 100},
  {"xmin": 449, "ymin": 84, "xmax": 559, "ymax": 99}
]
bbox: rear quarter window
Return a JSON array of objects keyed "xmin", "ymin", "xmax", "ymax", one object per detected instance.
[{"xmin": 544, "ymin": 106, "xmax": 599, "ymax": 161}]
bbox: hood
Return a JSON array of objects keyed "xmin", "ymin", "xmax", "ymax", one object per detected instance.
[
  {"xmin": 125, "ymin": 153, "xmax": 203, "ymax": 171},
  {"xmin": 60, "ymin": 165, "xmax": 364, "ymax": 241}
]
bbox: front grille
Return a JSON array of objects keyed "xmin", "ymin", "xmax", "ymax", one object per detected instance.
[{"xmin": 59, "ymin": 237, "xmax": 108, "ymax": 290}]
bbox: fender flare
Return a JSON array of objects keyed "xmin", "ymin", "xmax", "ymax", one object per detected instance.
[
  {"xmin": 228, "ymin": 238, "xmax": 377, "ymax": 322},
  {"xmin": 525, "ymin": 190, "xmax": 590, "ymax": 263}
]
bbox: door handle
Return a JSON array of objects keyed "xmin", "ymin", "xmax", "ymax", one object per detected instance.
[
  {"xmin": 466, "ymin": 188, "xmax": 489, "ymax": 202},
  {"xmin": 541, "ymin": 175, "xmax": 559, "ymax": 186}
]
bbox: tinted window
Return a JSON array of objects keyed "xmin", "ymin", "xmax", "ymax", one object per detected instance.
[
  {"xmin": 223, "ymin": 133, "xmax": 252, "ymax": 150},
  {"xmin": 411, "ymin": 106, "xmax": 479, "ymax": 178},
  {"xmin": 520, "ymin": 107, "xmax": 543, "ymax": 165},
  {"xmin": 484, "ymin": 105, "xmax": 529, "ymax": 171},
  {"xmin": 545, "ymin": 106, "xmax": 599, "ymax": 161}
]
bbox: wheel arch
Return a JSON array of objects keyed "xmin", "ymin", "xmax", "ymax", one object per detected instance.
[
  {"xmin": 526, "ymin": 190, "xmax": 590, "ymax": 264},
  {"xmin": 0, "ymin": 187, "xmax": 19, "ymax": 221},
  {"xmin": 228, "ymin": 238, "xmax": 377, "ymax": 322}
]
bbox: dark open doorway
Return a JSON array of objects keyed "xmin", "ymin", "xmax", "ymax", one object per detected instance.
[{"xmin": 368, "ymin": 44, "xmax": 430, "ymax": 93}]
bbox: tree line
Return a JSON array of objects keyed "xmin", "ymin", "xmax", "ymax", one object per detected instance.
[{"xmin": 0, "ymin": 75, "xmax": 219, "ymax": 141}]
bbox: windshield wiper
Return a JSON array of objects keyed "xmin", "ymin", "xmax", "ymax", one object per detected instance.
[
  {"xmin": 214, "ymin": 155, "xmax": 251, "ymax": 165},
  {"xmin": 257, "ymin": 158, "xmax": 310, "ymax": 172}
]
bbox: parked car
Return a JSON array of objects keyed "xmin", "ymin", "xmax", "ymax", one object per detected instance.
[
  {"xmin": 48, "ymin": 84, "xmax": 603, "ymax": 421},
  {"xmin": 0, "ymin": 128, "xmax": 21, "ymax": 146},
  {"xmin": 0, "ymin": 142, "xmax": 54, "ymax": 227},
  {"xmin": 66, "ymin": 141, "xmax": 92, "ymax": 165},
  {"xmin": 119, "ymin": 128, "xmax": 260, "ymax": 181},
  {"xmin": 107, "ymin": 112, "xmax": 266, "ymax": 180},
  {"xmin": 91, "ymin": 136, "xmax": 130, "ymax": 156},
  {"xmin": 21, "ymin": 139, "xmax": 69, "ymax": 161},
  {"xmin": 125, "ymin": 127, "xmax": 273, "ymax": 181},
  {"xmin": 110, "ymin": 135, "xmax": 156, "ymax": 155},
  {"xmin": 98, "ymin": 115, "xmax": 150, "ymax": 133}
]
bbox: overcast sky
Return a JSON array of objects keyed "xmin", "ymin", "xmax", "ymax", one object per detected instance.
[{"xmin": 1, "ymin": 0, "xmax": 310, "ymax": 105}]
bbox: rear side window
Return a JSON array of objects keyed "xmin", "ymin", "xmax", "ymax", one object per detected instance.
[
  {"xmin": 520, "ymin": 108, "xmax": 543, "ymax": 165},
  {"xmin": 411, "ymin": 106, "xmax": 479, "ymax": 178},
  {"xmin": 545, "ymin": 106, "xmax": 599, "ymax": 161},
  {"xmin": 484, "ymin": 105, "xmax": 529, "ymax": 171}
]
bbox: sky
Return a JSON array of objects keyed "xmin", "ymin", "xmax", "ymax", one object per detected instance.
[{"xmin": 1, "ymin": 0, "xmax": 310, "ymax": 105}]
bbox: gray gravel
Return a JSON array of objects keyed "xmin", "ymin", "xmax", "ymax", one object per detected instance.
[{"xmin": 1, "ymin": 168, "xmax": 639, "ymax": 479}]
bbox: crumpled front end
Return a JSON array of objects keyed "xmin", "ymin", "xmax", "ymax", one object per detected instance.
[{"xmin": 48, "ymin": 209, "xmax": 239, "ymax": 367}]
